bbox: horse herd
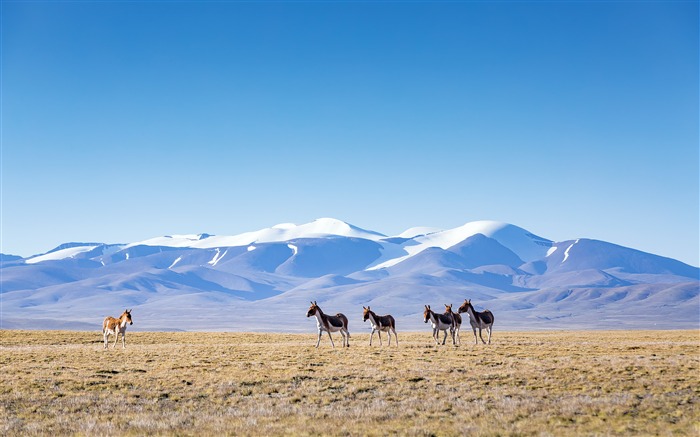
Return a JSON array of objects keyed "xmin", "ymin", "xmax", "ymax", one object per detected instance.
[
  {"xmin": 101, "ymin": 299, "xmax": 494, "ymax": 349},
  {"xmin": 306, "ymin": 299, "xmax": 495, "ymax": 348}
]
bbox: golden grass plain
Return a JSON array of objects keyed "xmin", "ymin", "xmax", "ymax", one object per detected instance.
[{"xmin": 1, "ymin": 329, "xmax": 698, "ymax": 436}]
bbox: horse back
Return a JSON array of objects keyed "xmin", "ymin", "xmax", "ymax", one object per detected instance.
[
  {"xmin": 481, "ymin": 310, "xmax": 494, "ymax": 325},
  {"xmin": 103, "ymin": 316, "xmax": 117, "ymax": 332},
  {"xmin": 331, "ymin": 313, "xmax": 348, "ymax": 329},
  {"xmin": 437, "ymin": 313, "xmax": 453, "ymax": 325}
]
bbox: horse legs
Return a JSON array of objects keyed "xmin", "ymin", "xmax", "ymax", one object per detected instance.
[
  {"xmin": 487, "ymin": 325, "xmax": 492, "ymax": 344},
  {"xmin": 121, "ymin": 332, "xmax": 127, "ymax": 349},
  {"xmin": 391, "ymin": 328, "xmax": 398, "ymax": 347},
  {"xmin": 378, "ymin": 329, "xmax": 383, "ymax": 347},
  {"xmin": 454, "ymin": 326, "xmax": 461, "ymax": 345},
  {"xmin": 315, "ymin": 330, "xmax": 322, "ymax": 348},
  {"xmin": 327, "ymin": 331, "xmax": 336, "ymax": 348},
  {"xmin": 472, "ymin": 327, "xmax": 478, "ymax": 345},
  {"xmin": 103, "ymin": 331, "xmax": 109, "ymax": 349},
  {"xmin": 442, "ymin": 329, "xmax": 448, "ymax": 345},
  {"xmin": 479, "ymin": 328, "xmax": 487, "ymax": 344},
  {"xmin": 369, "ymin": 328, "xmax": 375, "ymax": 346}
]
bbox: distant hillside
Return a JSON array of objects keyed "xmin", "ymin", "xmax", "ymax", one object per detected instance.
[{"xmin": 1, "ymin": 219, "xmax": 698, "ymax": 331}]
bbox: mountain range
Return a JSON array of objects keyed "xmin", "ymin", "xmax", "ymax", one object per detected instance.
[{"xmin": 1, "ymin": 218, "xmax": 698, "ymax": 333}]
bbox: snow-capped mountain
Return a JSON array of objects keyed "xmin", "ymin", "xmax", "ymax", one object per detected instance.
[{"xmin": 1, "ymin": 218, "xmax": 698, "ymax": 332}]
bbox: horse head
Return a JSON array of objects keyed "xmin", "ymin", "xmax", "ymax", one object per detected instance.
[
  {"xmin": 423, "ymin": 305, "xmax": 432, "ymax": 323},
  {"xmin": 444, "ymin": 304, "xmax": 453, "ymax": 314},
  {"xmin": 306, "ymin": 301, "xmax": 319, "ymax": 318},
  {"xmin": 458, "ymin": 299, "xmax": 472, "ymax": 314},
  {"xmin": 123, "ymin": 309, "xmax": 133, "ymax": 325},
  {"xmin": 362, "ymin": 306, "xmax": 371, "ymax": 322}
]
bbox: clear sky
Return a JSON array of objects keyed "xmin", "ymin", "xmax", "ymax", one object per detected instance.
[{"xmin": 2, "ymin": 1, "xmax": 698, "ymax": 266}]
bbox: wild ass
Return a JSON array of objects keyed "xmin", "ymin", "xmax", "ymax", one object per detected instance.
[
  {"xmin": 103, "ymin": 309, "xmax": 133, "ymax": 349},
  {"xmin": 458, "ymin": 299, "xmax": 495, "ymax": 344},
  {"xmin": 444, "ymin": 304, "xmax": 462, "ymax": 345},
  {"xmin": 423, "ymin": 305, "xmax": 456, "ymax": 345},
  {"xmin": 362, "ymin": 306, "xmax": 398, "ymax": 347},
  {"xmin": 306, "ymin": 301, "xmax": 350, "ymax": 348}
]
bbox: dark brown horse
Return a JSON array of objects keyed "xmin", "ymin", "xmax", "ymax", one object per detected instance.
[
  {"xmin": 423, "ymin": 305, "xmax": 456, "ymax": 345},
  {"xmin": 362, "ymin": 306, "xmax": 398, "ymax": 347},
  {"xmin": 444, "ymin": 304, "xmax": 462, "ymax": 345},
  {"xmin": 458, "ymin": 299, "xmax": 494, "ymax": 344},
  {"xmin": 307, "ymin": 301, "xmax": 350, "ymax": 348}
]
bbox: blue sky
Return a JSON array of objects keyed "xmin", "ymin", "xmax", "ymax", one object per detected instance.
[{"xmin": 2, "ymin": 1, "xmax": 698, "ymax": 266}]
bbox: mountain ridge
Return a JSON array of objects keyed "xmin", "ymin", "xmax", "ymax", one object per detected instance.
[{"xmin": 1, "ymin": 218, "xmax": 698, "ymax": 331}]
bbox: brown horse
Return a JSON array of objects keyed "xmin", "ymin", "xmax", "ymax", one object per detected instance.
[
  {"xmin": 102, "ymin": 309, "xmax": 133, "ymax": 349},
  {"xmin": 306, "ymin": 301, "xmax": 350, "ymax": 348},
  {"xmin": 423, "ymin": 305, "xmax": 456, "ymax": 345},
  {"xmin": 444, "ymin": 304, "xmax": 462, "ymax": 345},
  {"xmin": 458, "ymin": 299, "xmax": 494, "ymax": 344},
  {"xmin": 362, "ymin": 306, "xmax": 398, "ymax": 346}
]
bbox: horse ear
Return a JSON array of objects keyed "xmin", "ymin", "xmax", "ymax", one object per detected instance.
[
  {"xmin": 314, "ymin": 300, "xmax": 317, "ymax": 305},
  {"xmin": 362, "ymin": 306, "xmax": 366, "ymax": 310},
  {"xmin": 427, "ymin": 305, "xmax": 431, "ymax": 309},
  {"xmin": 367, "ymin": 306, "xmax": 370, "ymax": 310}
]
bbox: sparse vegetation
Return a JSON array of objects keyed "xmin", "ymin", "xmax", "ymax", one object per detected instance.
[{"xmin": 1, "ymin": 330, "xmax": 697, "ymax": 436}]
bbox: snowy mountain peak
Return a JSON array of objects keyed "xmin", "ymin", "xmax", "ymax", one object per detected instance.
[
  {"xmin": 368, "ymin": 220, "xmax": 552, "ymax": 270},
  {"xmin": 298, "ymin": 218, "xmax": 386, "ymax": 240},
  {"xmin": 441, "ymin": 221, "xmax": 552, "ymax": 262},
  {"xmin": 124, "ymin": 218, "xmax": 385, "ymax": 252}
]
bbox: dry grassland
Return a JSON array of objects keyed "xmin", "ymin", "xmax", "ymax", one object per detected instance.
[{"xmin": 1, "ymin": 329, "xmax": 698, "ymax": 436}]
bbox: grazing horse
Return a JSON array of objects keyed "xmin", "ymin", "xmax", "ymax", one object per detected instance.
[
  {"xmin": 423, "ymin": 305, "xmax": 456, "ymax": 345},
  {"xmin": 444, "ymin": 304, "xmax": 462, "ymax": 345},
  {"xmin": 306, "ymin": 301, "xmax": 350, "ymax": 348},
  {"xmin": 458, "ymin": 299, "xmax": 494, "ymax": 344},
  {"xmin": 362, "ymin": 306, "xmax": 398, "ymax": 347},
  {"xmin": 103, "ymin": 309, "xmax": 133, "ymax": 349}
]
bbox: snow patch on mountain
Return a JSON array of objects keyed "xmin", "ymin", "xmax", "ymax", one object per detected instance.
[
  {"xmin": 563, "ymin": 239, "xmax": 579, "ymax": 263},
  {"xmin": 395, "ymin": 227, "xmax": 443, "ymax": 239},
  {"xmin": 26, "ymin": 245, "xmax": 100, "ymax": 264}
]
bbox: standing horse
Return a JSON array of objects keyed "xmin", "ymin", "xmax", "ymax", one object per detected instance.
[
  {"xmin": 444, "ymin": 304, "xmax": 462, "ymax": 345},
  {"xmin": 458, "ymin": 299, "xmax": 494, "ymax": 344},
  {"xmin": 306, "ymin": 301, "xmax": 350, "ymax": 348},
  {"xmin": 103, "ymin": 309, "xmax": 133, "ymax": 349},
  {"xmin": 423, "ymin": 305, "xmax": 456, "ymax": 345},
  {"xmin": 362, "ymin": 306, "xmax": 398, "ymax": 347}
]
